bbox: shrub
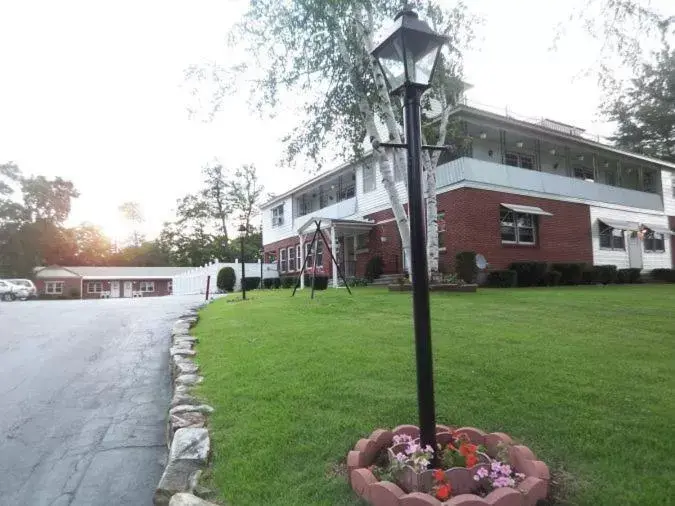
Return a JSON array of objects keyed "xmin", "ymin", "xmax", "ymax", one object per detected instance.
[
  {"xmin": 509, "ymin": 262, "xmax": 548, "ymax": 287},
  {"xmin": 592, "ymin": 265, "xmax": 618, "ymax": 284},
  {"xmin": 651, "ymin": 268, "xmax": 675, "ymax": 282},
  {"xmin": 243, "ymin": 277, "xmax": 260, "ymax": 290},
  {"xmin": 617, "ymin": 268, "xmax": 641, "ymax": 284},
  {"xmin": 455, "ymin": 251, "xmax": 478, "ymax": 283},
  {"xmin": 217, "ymin": 267, "xmax": 236, "ymax": 292},
  {"xmin": 365, "ymin": 256, "xmax": 384, "ymax": 281},
  {"xmin": 581, "ymin": 268, "xmax": 594, "ymax": 285},
  {"xmin": 551, "ymin": 263, "xmax": 586, "ymax": 285},
  {"xmin": 486, "ymin": 269, "xmax": 517, "ymax": 288},
  {"xmin": 280, "ymin": 276, "xmax": 296, "ymax": 288},
  {"xmin": 263, "ymin": 278, "xmax": 281, "ymax": 289},
  {"xmin": 346, "ymin": 277, "xmax": 369, "ymax": 287},
  {"xmin": 545, "ymin": 270, "xmax": 562, "ymax": 286},
  {"xmin": 304, "ymin": 275, "xmax": 329, "ymax": 290}
]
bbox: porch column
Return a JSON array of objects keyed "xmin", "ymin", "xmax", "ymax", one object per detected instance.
[
  {"xmin": 299, "ymin": 235, "xmax": 305, "ymax": 289},
  {"xmin": 331, "ymin": 226, "xmax": 338, "ymax": 288}
]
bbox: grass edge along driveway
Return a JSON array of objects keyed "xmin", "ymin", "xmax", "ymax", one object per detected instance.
[{"xmin": 193, "ymin": 286, "xmax": 675, "ymax": 506}]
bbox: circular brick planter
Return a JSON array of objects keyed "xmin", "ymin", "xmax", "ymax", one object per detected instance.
[{"xmin": 347, "ymin": 425, "xmax": 549, "ymax": 506}]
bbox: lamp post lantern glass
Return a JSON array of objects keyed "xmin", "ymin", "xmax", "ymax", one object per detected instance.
[
  {"xmin": 238, "ymin": 224, "xmax": 247, "ymax": 300},
  {"xmin": 371, "ymin": 8, "xmax": 448, "ymax": 466}
]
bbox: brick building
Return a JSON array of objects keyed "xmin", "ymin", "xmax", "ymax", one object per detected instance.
[
  {"xmin": 34, "ymin": 266, "xmax": 187, "ymax": 299},
  {"xmin": 261, "ymin": 104, "xmax": 675, "ymax": 286}
]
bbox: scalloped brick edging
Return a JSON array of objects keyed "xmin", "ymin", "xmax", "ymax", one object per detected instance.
[{"xmin": 347, "ymin": 425, "xmax": 549, "ymax": 506}]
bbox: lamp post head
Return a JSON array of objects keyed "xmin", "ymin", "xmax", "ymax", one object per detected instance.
[{"xmin": 371, "ymin": 8, "xmax": 448, "ymax": 94}]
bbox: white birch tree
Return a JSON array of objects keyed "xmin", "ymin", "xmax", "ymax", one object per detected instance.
[{"xmin": 185, "ymin": 0, "xmax": 476, "ymax": 276}]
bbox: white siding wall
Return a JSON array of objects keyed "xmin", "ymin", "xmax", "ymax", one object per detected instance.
[
  {"xmin": 262, "ymin": 196, "xmax": 294, "ymax": 245},
  {"xmin": 662, "ymin": 169, "xmax": 675, "ymax": 216},
  {"xmin": 589, "ymin": 206, "xmax": 672, "ymax": 270},
  {"xmin": 356, "ymin": 160, "xmax": 408, "ymax": 217}
]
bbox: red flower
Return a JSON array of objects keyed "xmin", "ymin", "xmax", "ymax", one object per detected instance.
[
  {"xmin": 465, "ymin": 454, "xmax": 478, "ymax": 468},
  {"xmin": 433, "ymin": 469, "xmax": 445, "ymax": 482},
  {"xmin": 459, "ymin": 442, "xmax": 477, "ymax": 457},
  {"xmin": 447, "ymin": 443, "xmax": 457, "ymax": 452},
  {"xmin": 436, "ymin": 484, "xmax": 451, "ymax": 501}
]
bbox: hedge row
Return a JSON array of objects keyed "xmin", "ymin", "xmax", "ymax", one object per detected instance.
[{"xmin": 486, "ymin": 262, "xmax": 647, "ymax": 288}]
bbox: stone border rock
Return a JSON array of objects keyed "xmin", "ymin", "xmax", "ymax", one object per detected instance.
[{"xmin": 154, "ymin": 305, "xmax": 220, "ymax": 506}]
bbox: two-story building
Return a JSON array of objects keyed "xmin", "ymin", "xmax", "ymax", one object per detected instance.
[{"xmin": 261, "ymin": 103, "xmax": 675, "ymax": 286}]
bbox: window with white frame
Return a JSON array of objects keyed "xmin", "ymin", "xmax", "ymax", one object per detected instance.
[
  {"xmin": 644, "ymin": 232, "xmax": 665, "ymax": 252},
  {"xmin": 363, "ymin": 163, "xmax": 376, "ymax": 193},
  {"xmin": 574, "ymin": 167, "xmax": 595, "ymax": 181},
  {"xmin": 139, "ymin": 281, "xmax": 155, "ymax": 292},
  {"xmin": 288, "ymin": 246, "xmax": 296, "ymax": 271},
  {"xmin": 45, "ymin": 281, "xmax": 63, "ymax": 295},
  {"xmin": 505, "ymin": 151, "xmax": 535, "ymax": 170},
  {"xmin": 305, "ymin": 242, "xmax": 313, "ymax": 267},
  {"xmin": 279, "ymin": 248, "xmax": 287, "ymax": 271},
  {"xmin": 500, "ymin": 208, "xmax": 536, "ymax": 244},
  {"xmin": 437, "ymin": 211, "xmax": 446, "ymax": 248},
  {"xmin": 599, "ymin": 222, "xmax": 625, "ymax": 250},
  {"xmin": 271, "ymin": 204, "xmax": 284, "ymax": 227},
  {"xmin": 88, "ymin": 281, "xmax": 103, "ymax": 293},
  {"xmin": 356, "ymin": 233, "xmax": 369, "ymax": 250},
  {"xmin": 295, "ymin": 245, "xmax": 301, "ymax": 270},
  {"xmin": 315, "ymin": 239, "xmax": 324, "ymax": 266}
]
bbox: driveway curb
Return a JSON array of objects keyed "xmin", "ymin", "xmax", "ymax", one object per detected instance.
[{"xmin": 153, "ymin": 301, "xmax": 220, "ymax": 506}]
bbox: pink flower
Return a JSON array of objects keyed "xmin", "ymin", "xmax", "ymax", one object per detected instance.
[
  {"xmin": 475, "ymin": 467, "xmax": 489, "ymax": 479},
  {"xmin": 395, "ymin": 452, "xmax": 407, "ymax": 463},
  {"xmin": 499, "ymin": 464, "xmax": 512, "ymax": 476}
]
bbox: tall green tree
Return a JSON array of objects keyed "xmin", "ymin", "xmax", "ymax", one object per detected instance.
[
  {"xmin": 185, "ymin": 1, "xmax": 477, "ymax": 277},
  {"xmin": 201, "ymin": 162, "xmax": 231, "ymax": 241},
  {"xmin": 226, "ymin": 164, "xmax": 264, "ymax": 236},
  {"xmin": 604, "ymin": 43, "xmax": 675, "ymax": 162}
]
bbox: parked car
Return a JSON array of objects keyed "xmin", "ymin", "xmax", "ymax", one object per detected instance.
[
  {"xmin": 8, "ymin": 279, "xmax": 38, "ymax": 299},
  {"xmin": 0, "ymin": 280, "xmax": 31, "ymax": 301}
]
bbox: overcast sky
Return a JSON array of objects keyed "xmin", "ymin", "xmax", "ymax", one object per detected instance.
[{"xmin": 0, "ymin": 0, "xmax": 668, "ymax": 241}]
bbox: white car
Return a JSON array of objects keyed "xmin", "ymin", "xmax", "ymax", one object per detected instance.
[
  {"xmin": 8, "ymin": 279, "xmax": 38, "ymax": 299},
  {"xmin": 0, "ymin": 280, "xmax": 31, "ymax": 301}
]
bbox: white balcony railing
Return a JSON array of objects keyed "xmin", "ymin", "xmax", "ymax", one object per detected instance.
[{"xmin": 436, "ymin": 157, "xmax": 664, "ymax": 211}]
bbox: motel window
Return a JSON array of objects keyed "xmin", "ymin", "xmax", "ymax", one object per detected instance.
[
  {"xmin": 279, "ymin": 248, "xmax": 287, "ymax": 272},
  {"xmin": 599, "ymin": 222, "xmax": 625, "ymax": 250},
  {"xmin": 500, "ymin": 208, "xmax": 536, "ymax": 245},
  {"xmin": 338, "ymin": 174, "xmax": 356, "ymax": 201},
  {"xmin": 140, "ymin": 281, "xmax": 155, "ymax": 292},
  {"xmin": 505, "ymin": 152, "xmax": 535, "ymax": 170},
  {"xmin": 363, "ymin": 163, "xmax": 376, "ymax": 193},
  {"xmin": 288, "ymin": 247, "xmax": 296, "ymax": 271},
  {"xmin": 644, "ymin": 232, "xmax": 665, "ymax": 253},
  {"xmin": 45, "ymin": 281, "xmax": 63, "ymax": 295},
  {"xmin": 272, "ymin": 205, "xmax": 284, "ymax": 227},
  {"xmin": 437, "ymin": 211, "xmax": 446, "ymax": 248},
  {"xmin": 296, "ymin": 245, "xmax": 301, "ymax": 270},
  {"xmin": 88, "ymin": 282, "xmax": 103, "ymax": 293},
  {"xmin": 167, "ymin": 281, "xmax": 173, "ymax": 294}
]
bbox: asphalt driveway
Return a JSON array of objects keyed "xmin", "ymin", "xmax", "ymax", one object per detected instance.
[{"xmin": 0, "ymin": 295, "xmax": 205, "ymax": 506}]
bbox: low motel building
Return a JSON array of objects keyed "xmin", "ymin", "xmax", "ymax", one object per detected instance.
[
  {"xmin": 34, "ymin": 266, "xmax": 187, "ymax": 298},
  {"xmin": 261, "ymin": 103, "xmax": 675, "ymax": 286}
]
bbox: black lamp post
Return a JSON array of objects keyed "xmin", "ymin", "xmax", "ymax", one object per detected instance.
[
  {"xmin": 259, "ymin": 248, "xmax": 264, "ymax": 289},
  {"xmin": 371, "ymin": 8, "xmax": 448, "ymax": 464},
  {"xmin": 238, "ymin": 224, "xmax": 247, "ymax": 300}
]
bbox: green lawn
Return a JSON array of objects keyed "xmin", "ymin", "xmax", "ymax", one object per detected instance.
[{"xmin": 192, "ymin": 286, "xmax": 675, "ymax": 506}]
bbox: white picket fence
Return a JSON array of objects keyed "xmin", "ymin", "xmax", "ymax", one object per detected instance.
[{"xmin": 171, "ymin": 260, "xmax": 279, "ymax": 296}]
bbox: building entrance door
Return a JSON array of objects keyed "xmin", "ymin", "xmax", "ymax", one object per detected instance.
[
  {"xmin": 110, "ymin": 281, "xmax": 120, "ymax": 298},
  {"xmin": 123, "ymin": 281, "xmax": 133, "ymax": 298},
  {"xmin": 627, "ymin": 234, "xmax": 643, "ymax": 269}
]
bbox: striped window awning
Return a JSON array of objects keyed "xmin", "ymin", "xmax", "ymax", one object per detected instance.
[
  {"xmin": 642, "ymin": 223, "xmax": 675, "ymax": 236},
  {"xmin": 598, "ymin": 219, "xmax": 639, "ymax": 231},
  {"xmin": 500, "ymin": 203, "xmax": 553, "ymax": 216}
]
